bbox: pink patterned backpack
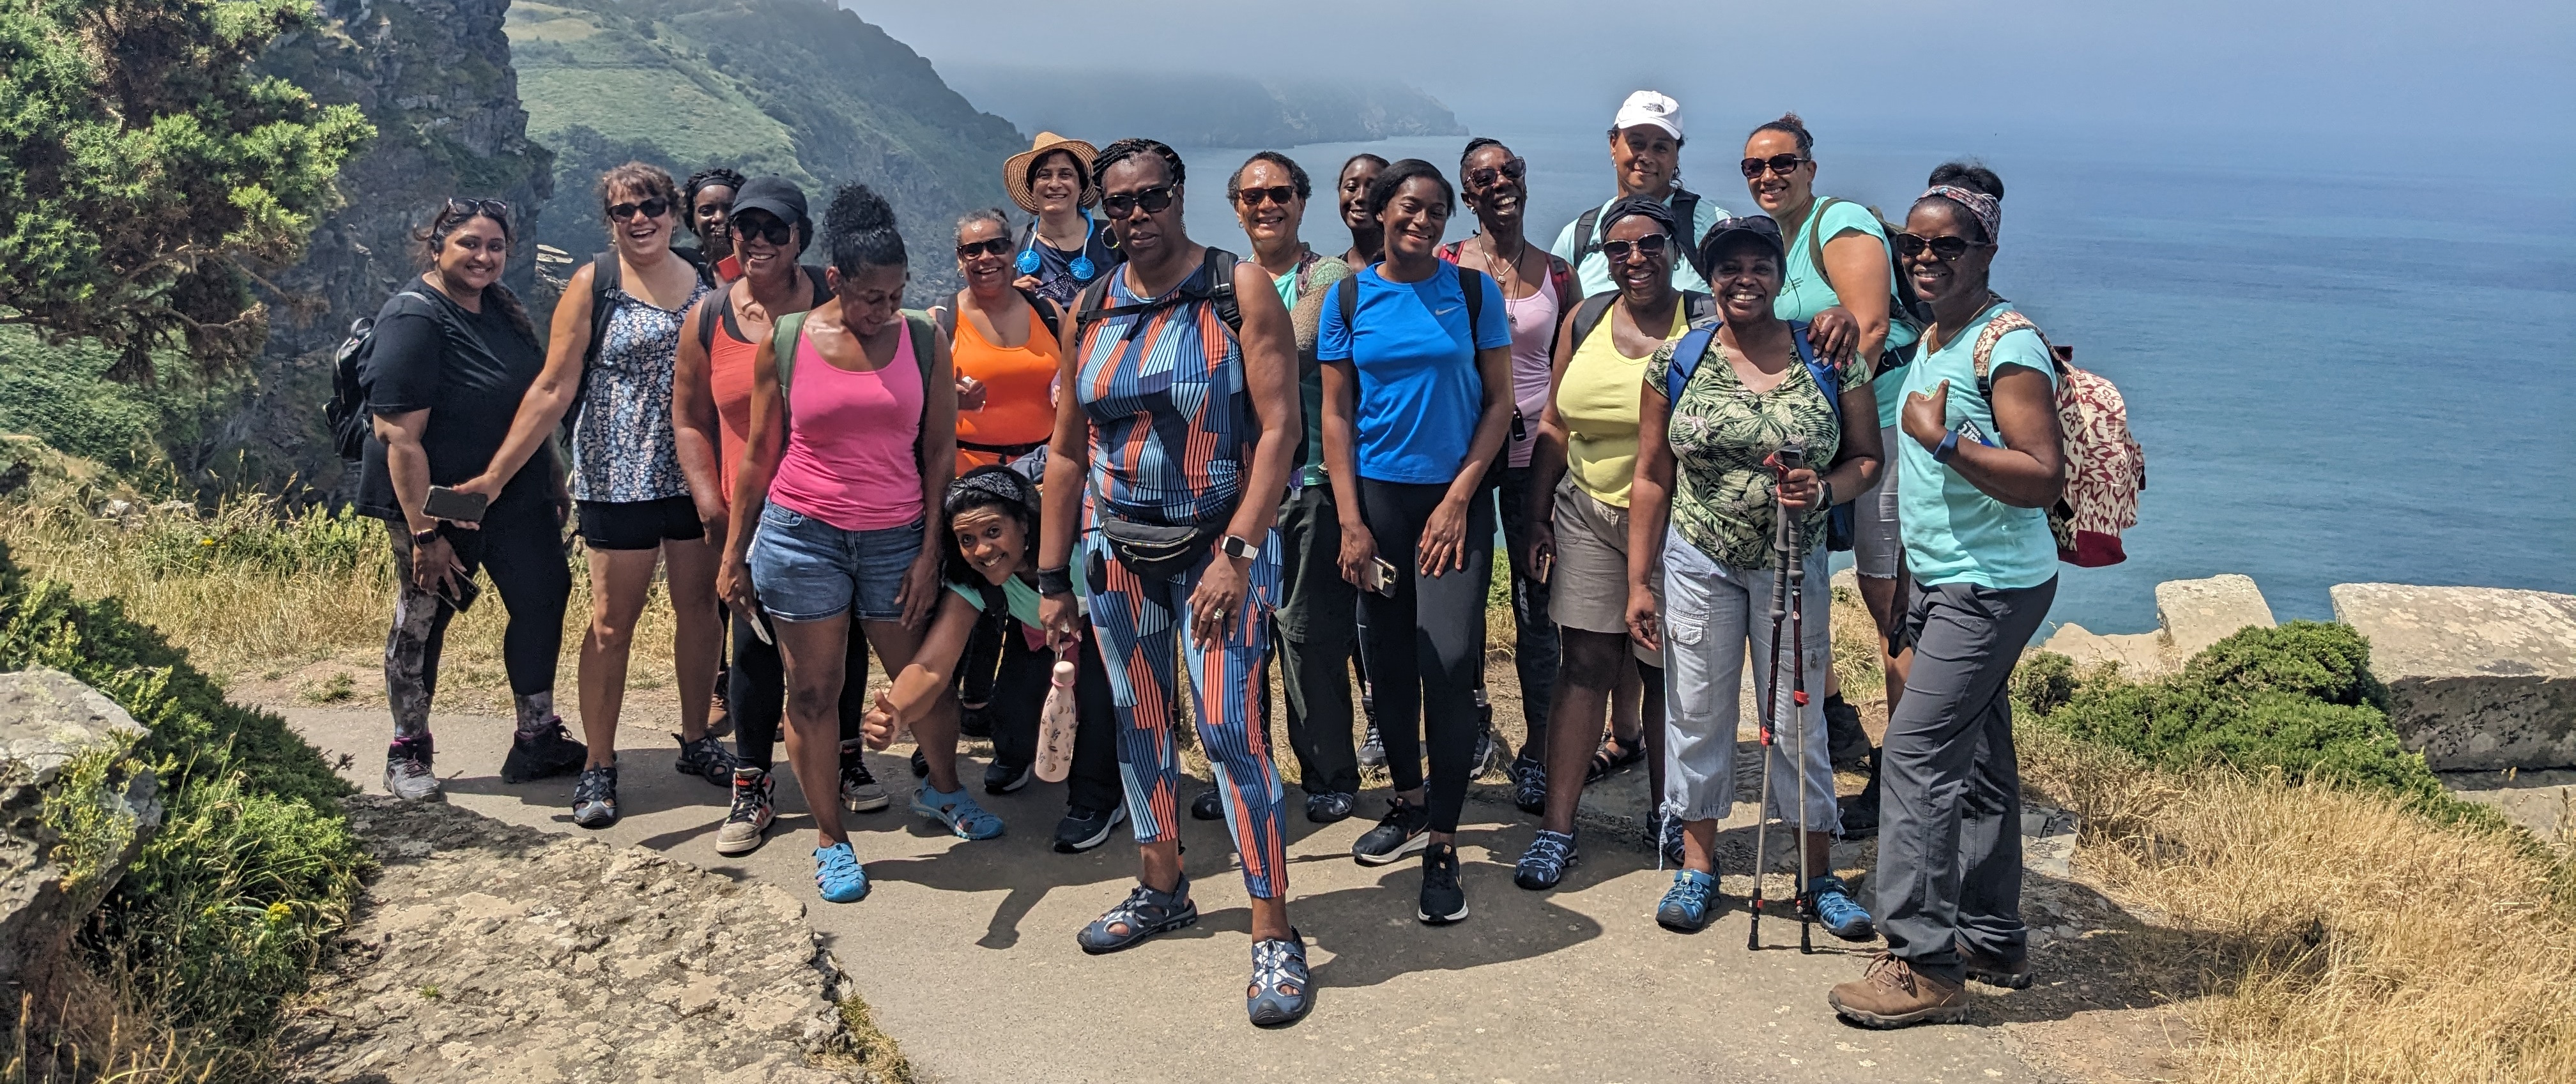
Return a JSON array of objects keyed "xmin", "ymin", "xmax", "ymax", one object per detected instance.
[{"xmin": 1972, "ymin": 310, "xmax": 2145, "ymax": 567}]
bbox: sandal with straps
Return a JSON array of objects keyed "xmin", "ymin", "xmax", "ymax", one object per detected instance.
[
  {"xmin": 910, "ymin": 783, "xmax": 1005, "ymax": 840},
  {"xmin": 1077, "ymin": 874, "xmax": 1197, "ymax": 954},
  {"xmin": 1588, "ymin": 734, "xmax": 1646, "ymax": 784},
  {"xmin": 1246, "ymin": 929, "xmax": 1315, "ymax": 1027}
]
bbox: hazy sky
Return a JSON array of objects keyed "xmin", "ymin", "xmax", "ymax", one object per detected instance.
[{"xmin": 857, "ymin": 0, "xmax": 2572, "ymax": 164}]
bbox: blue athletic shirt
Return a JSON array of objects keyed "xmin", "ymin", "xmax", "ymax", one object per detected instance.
[{"xmin": 1316, "ymin": 264, "xmax": 1512, "ymax": 484}]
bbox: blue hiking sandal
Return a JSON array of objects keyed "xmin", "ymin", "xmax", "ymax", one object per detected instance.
[
  {"xmin": 1509, "ymin": 754, "xmax": 1547, "ymax": 814},
  {"xmin": 813, "ymin": 842, "xmax": 870, "ymax": 903},
  {"xmin": 1805, "ymin": 874, "xmax": 1877, "ymax": 942},
  {"xmin": 1514, "ymin": 828, "xmax": 1577, "ymax": 890},
  {"xmin": 1246, "ymin": 929, "xmax": 1314, "ymax": 1027},
  {"xmin": 911, "ymin": 783, "xmax": 1004, "ymax": 840},
  {"xmin": 1077, "ymin": 876, "xmax": 1197, "ymax": 954},
  {"xmin": 1657, "ymin": 869, "xmax": 1720, "ymax": 933}
]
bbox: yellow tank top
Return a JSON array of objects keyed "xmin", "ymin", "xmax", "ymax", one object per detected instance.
[{"xmin": 1560, "ymin": 304, "xmax": 1689, "ymax": 507}]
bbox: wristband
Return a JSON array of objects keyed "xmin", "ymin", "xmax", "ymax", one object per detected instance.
[
  {"xmin": 1932, "ymin": 429, "xmax": 1962, "ymax": 464},
  {"xmin": 1820, "ymin": 480, "xmax": 1836, "ymax": 508},
  {"xmin": 1035, "ymin": 566, "xmax": 1077, "ymax": 597}
]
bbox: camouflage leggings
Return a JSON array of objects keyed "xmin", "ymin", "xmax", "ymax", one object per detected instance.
[{"xmin": 383, "ymin": 507, "xmax": 571, "ymax": 738}]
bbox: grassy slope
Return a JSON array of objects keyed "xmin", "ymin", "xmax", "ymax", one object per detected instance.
[{"xmin": 509, "ymin": 0, "xmax": 1023, "ymax": 296}]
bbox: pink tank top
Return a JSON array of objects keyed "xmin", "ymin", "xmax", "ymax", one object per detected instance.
[
  {"xmin": 1502, "ymin": 261, "xmax": 1561, "ymax": 468},
  {"xmin": 767, "ymin": 318, "xmax": 924, "ymax": 531}
]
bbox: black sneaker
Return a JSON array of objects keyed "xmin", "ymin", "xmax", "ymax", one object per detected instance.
[
  {"xmin": 571, "ymin": 765, "xmax": 618, "ymax": 828},
  {"xmin": 1418, "ymin": 842, "xmax": 1468, "ymax": 925},
  {"xmin": 1352, "ymin": 797, "xmax": 1430, "ymax": 866},
  {"xmin": 839, "ymin": 744, "xmax": 891, "ymax": 813},
  {"xmin": 1190, "ymin": 788, "xmax": 1224, "ymax": 821},
  {"xmin": 1053, "ymin": 802, "xmax": 1127, "ymax": 853},
  {"xmin": 1469, "ymin": 724, "xmax": 1498, "ymax": 780},
  {"xmin": 1825, "ymin": 694, "xmax": 1871, "ymax": 771},
  {"xmin": 1304, "ymin": 790, "xmax": 1356, "ymax": 823},
  {"xmin": 675, "ymin": 731, "xmax": 735, "ymax": 786},
  {"xmin": 500, "ymin": 719, "xmax": 586, "ymax": 784},
  {"xmin": 1840, "ymin": 747, "xmax": 1882, "ymax": 838},
  {"xmin": 1356, "ymin": 718, "xmax": 1386, "ymax": 769},
  {"xmin": 985, "ymin": 758, "xmax": 1034, "ymax": 795}
]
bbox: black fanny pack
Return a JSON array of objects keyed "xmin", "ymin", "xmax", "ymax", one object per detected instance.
[{"xmin": 1097, "ymin": 505, "xmax": 1236, "ymax": 581}]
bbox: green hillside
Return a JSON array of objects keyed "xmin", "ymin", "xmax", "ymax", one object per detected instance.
[{"xmin": 509, "ymin": 0, "xmax": 1024, "ymax": 294}]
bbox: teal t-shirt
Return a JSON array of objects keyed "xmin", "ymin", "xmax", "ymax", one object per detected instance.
[
  {"xmin": 946, "ymin": 575, "xmax": 1048, "ymax": 627},
  {"xmin": 1772, "ymin": 199, "xmax": 1920, "ymax": 430},
  {"xmin": 1550, "ymin": 192, "xmax": 1730, "ymax": 297},
  {"xmin": 1896, "ymin": 304, "xmax": 2059, "ymax": 590}
]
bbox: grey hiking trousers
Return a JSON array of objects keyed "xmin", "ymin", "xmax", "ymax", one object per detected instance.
[{"xmin": 1875, "ymin": 576, "xmax": 2057, "ymax": 983}]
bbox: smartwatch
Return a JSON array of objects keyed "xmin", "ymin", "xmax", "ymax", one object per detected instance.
[
  {"xmin": 1218, "ymin": 534, "xmax": 1258, "ymax": 561},
  {"xmin": 411, "ymin": 527, "xmax": 441, "ymax": 548},
  {"xmin": 1820, "ymin": 480, "xmax": 1836, "ymax": 508}
]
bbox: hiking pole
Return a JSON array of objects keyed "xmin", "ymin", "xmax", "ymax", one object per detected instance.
[
  {"xmin": 1781, "ymin": 448, "xmax": 1816, "ymax": 956},
  {"xmin": 1747, "ymin": 445, "xmax": 1804, "ymax": 951}
]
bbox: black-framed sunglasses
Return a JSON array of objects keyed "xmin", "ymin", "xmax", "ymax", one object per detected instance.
[
  {"xmin": 1738, "ymin": 153, "xmax": 1809, "ymax": 179},
  {"xmin": 1234, "ymin": 185, "xmax": 1298, "ymax": 208},
  {"xmin": 956, "ymin": 237, "xmax": 1014, "ymax": 261},
  {"xmin": 1100, "ymin": 185, "xmax": 1177, "ymax": 220},
  {"xmin": 1467, "ymin": 157, "xmax": 1527, "ymax": 189},
  {"xmin": 1894, "ymin": 233, "xmax": 1991, "ymax": 261},
  {"xmin": 1600, "ymin": 233, "xmax": 1671, "ymax": 262},
  {"xmin": 607, "ymin": 198, "xmax": 671, "ymax": 221},
  {"xmin": 445, "ymin": 197, "xmax": 512, "ymax": 218},
  {"xmin": 732, "ymin": 214, "xmax": 795, "ymax": 247}
]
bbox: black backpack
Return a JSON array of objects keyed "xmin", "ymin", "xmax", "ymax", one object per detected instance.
[
  {"xmin": 1567, "ymin": 290, "xmax": 1717, "ymax": 351},
  {"xmin": 1568, "ymin": 188, "xmax": 1708, "ymax": 280},
  {"xmin": 325, "ymin": 289, "xmax": 435, "ymax": 462},
  {"xmin": 1073, "ymin": 247, "xmax": 1245, "ymax": 337}
]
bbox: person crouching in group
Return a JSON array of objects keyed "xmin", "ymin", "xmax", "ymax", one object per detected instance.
[
  {"xmin": 673, "ymin": 176, "xmax": 891, "ymax": 858},
  {"xmin": 718, "ymin": 183, "xmax": 969, "ymax": 904},
  {"xmin": 1626, "ymin": 216, "xmax": 1882, "ymax": 938},
  {"xmin": 1033, "ymin": 139, "xmax": 1314, "ymax": 1026}
]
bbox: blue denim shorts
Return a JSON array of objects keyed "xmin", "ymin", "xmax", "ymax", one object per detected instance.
[{"xmin": 747, "ymin": 503, "xmax": 923, "ymax": 623}]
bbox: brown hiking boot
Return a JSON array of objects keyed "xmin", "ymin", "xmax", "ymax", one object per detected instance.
[
  {"xmin": 1958, "ymin": 938, "xmax": 2034, "ymax": 989},
  {"xmin": 1828, "ymin": 952, "xmax": 1971, "ymax": 1028}
]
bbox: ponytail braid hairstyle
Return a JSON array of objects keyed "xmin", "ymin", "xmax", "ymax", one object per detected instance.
[{"xmin": 413, "ymin": 199, "xmax": 537, "ymax": 345}]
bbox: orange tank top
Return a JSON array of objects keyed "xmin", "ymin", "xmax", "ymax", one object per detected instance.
[{"xmin": 950, "ymin": 300, "xmax": 1061, "ymax": 471}]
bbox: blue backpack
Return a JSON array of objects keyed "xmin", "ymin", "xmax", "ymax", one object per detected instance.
[{"xmin": 1663, "ymin": 319, "xmax": 1857, "ymax": 551}]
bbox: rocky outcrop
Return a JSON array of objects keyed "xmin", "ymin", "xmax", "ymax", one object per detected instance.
[
  {"xmin": 279, "ymin": 796, "xmax": 862, "ymax": 1083},
  {"xmin": 2042, "ymin": 574, "xmax": 2279, "ymax": 680},
  {"xmin": 0, "ymin": 670, "xmax": 161, "ymax": 1017},
  {"xmin": 227, "ymin": 0, "xmax": 556, "ymax": 500},
  {"xmin": 2330, "ymin": 583, "xmax": 2576, "ymax": 772}
]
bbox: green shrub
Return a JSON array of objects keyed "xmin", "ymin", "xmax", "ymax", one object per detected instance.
[
  {"xmin": 0, "ymin": 538, "xmax": 369, "ymax": 1048},
  {"xmin": 2034, "ymin": 622, "xmax": 2491, "ymax": 825}
]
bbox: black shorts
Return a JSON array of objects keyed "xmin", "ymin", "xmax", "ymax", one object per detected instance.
[{"xmin": 577, "ymin": 496, "xmax": 704, "ymax": 551}]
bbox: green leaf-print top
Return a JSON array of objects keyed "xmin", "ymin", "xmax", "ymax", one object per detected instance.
[{"xmin": 1643, "ymin": 333, "xmax": 1864, "ymax": 570}]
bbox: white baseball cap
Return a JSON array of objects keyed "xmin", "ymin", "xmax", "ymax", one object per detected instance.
[{"xmin": 1612, "ymin": 90, "xmax": 1684, "ymax": 142}]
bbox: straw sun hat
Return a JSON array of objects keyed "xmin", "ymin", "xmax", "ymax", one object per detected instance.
[{"xmin": 1002, "ymin": 132, "xmax": 1100, "ymax": 213}]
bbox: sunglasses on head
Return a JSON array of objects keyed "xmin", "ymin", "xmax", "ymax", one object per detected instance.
[
  {"xmin": 1600, "ymin": 234, "xmax": 1671, "ymax": 262},
  {"xmin": 733, "ymin": 215, "xmax": 794, "ymax": 247},
  {"xmin": 1234, "ymin": 185, "xmax": 1298, "ymax": 208},
  {"xmin": 1894, "ymin": 233, "xmax": 1991, "ymax": 261},
  {"xmin": 608, "ymin": 198, "xmax": 671, "ymax": 222},
  {"xmin": 1467, "ymin": 157, "xmax": 1527, "ymax": 189},
  {"xmin": 1739, "ymin": 153, "xmax": 1809, "ymax": 179},
  {"xmin": 1100, "ymin": 185, "xmax": 1177, "ymax": 220},
  {"xmin": 956, "ymin": 237, "xmax": 1014, "ymax": 261},
  {"xmin": 446, "ymin": 197, "xmax": 512, "ymax": 218}
]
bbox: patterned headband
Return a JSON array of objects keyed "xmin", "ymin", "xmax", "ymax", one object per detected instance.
[
  {"xmin": 1920, "ymin": 184, "xmax": 2002, "ymax": 243},
  {"xmin": 944, "ymin": 468, "xmax": 1034, "ymax": 517}
]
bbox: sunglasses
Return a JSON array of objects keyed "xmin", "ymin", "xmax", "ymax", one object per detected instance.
[
  {"xmin": 1467, "ymin": 158, "xmax": 1527, "ymax": 189},
  {"xmin": 607, "ymin": 198, "xmax": 671, "ymax": 222},
  {"xmin": 1100, "ymin": 185, "xmax": 1177, "ymax": 220},
  {"xmin": 445, "ymin": 197, "xmax": 512, "ymax": 218},
  {"xmin": 1234, "ymin": 185, "xmax": 1298, "ymax": 208},
  {"xmin": 1600, "ymin": 234, "xmax": 1671, "ymax": 262},
  {"xmin": 1739, "ymin": 153, "xmax": 1809, "ymax": 179},
  {"xmin": 733, "ymin": 215, "xmax": 794, "ymax": 247},
  {"xmin": 956, "ymin": 237, "xmax": 1014, "ymax": 261},
  {"xmin": 1894, "ymin": 233, "xmax": 1992, "ymax": 261}
]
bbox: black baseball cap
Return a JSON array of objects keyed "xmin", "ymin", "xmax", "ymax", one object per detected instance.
[
  {"xmin": 1698, "ymin": 215, "xmax": 1785, "ymax": 266},
  {"xmin": 730, "ymin": 176, "xmax": 808, "ymax": 233}
]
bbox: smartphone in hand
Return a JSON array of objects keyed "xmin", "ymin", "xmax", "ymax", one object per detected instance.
[
  {"xmin": 1365, "ymin": 556, "xmax": 1400, "ymax": 597},
  {"xmin": 436, "ymin": 572, "xmax": 481, "ymax": 613},
  {"xmin": 424, "ymin": 485, "xmax": 489, "ymax": 523}
]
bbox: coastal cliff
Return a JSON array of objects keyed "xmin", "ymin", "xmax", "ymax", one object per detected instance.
[{"xmin": 944, "ymin": 68, "xmax": 1468, "ymax": 148}]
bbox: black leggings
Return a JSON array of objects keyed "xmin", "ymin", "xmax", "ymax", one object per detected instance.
[
  {"xmin": 383, "ymin": 501, "xmax": 569, "ymax": 738},
  {"xmin": 1357, "ymin": 478, "xmax": 1494, "ymax": 835},
  {"xmin": 984, "ymin": 620, "xmax": 1123, "ymax": 813},
  {"xmin": 729, "ymin": 609, "xmax": 865, "ymax": 772}
]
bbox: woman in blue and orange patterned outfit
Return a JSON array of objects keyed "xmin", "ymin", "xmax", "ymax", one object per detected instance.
[{"xmin": 1034, "ymin": 139, "xmax": 1312, "ymax": 1027}]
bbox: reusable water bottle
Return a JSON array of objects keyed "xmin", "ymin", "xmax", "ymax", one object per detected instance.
[{"xmin": 1035, "ymin": 648, "xmax": 1078, "ymax": 783}]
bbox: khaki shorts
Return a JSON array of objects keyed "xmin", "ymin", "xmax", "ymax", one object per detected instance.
[{"xmin": 1548, "ymin": 479, "xmax": 1657, "ymax": 664}]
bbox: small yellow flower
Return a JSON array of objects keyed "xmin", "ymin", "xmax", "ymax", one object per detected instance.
[
  {"xmin": 265, "ymin": 901, "xmax": 293, "ymax": 923},
  {"xmin": 199, "ymin": 538, "xmax": 213, "ymax": 546}
]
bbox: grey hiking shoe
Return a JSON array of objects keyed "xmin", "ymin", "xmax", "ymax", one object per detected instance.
[
  {"xmin": 840, "ymin": 744, "xmax": 890, "ymax": 813},
  {"xmin": 571, "ymin": 764, "xmax": 618, "ymax": 828},
  {"xmin": 1246, "ymin": 930, "xmax": 1314, "ymax": 1027},
  {"xmin": 714, "ymin": 767, "xmax": 775, "ymax": 856},
  {"xmin": 383, "ymin": 736, "xmax": 443, "ymax": 802}
]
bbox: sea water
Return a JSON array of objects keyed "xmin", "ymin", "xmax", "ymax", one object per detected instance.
[{"xmin": 1169, "ymin": 131, "xmax": 2575, "ymax": 638}]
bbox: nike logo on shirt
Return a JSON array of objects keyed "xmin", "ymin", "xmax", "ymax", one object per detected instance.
[{"xmin": 1436, "ymin": 306, "xmax": 1458, "ymax": 316}]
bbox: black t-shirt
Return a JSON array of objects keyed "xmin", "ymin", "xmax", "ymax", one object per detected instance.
[
  {"xmin": 356, "ymin": 277, "xmax": 555, "ymax": 519},
  {"xmin": 1021, "ymin": 218, "xmax": 1126, "ymax": 309}
]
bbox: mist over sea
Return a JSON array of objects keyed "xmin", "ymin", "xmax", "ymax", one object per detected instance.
[{"xmin": 1166, "ymin": 129, "xmax": 2575, "ymax": 639}]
